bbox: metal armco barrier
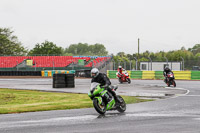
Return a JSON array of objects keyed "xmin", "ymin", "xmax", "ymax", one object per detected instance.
[
  {"xmin": 53, "ymin": 74, "xmax": 75, "ymax": 88},
  {"xmin": 0, "ymin": 71, "xmax": 41, "ymax": 76},
  {"xmin": 107, "ymin": 70, "xmax": 199, "ymax": 80}
]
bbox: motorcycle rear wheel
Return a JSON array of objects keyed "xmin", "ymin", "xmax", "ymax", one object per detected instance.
[
  {"xmin": 93, "ymin": 98, "xmax": 106, "ymax": 114},
  {"xmin": 118, "ymin": 78, "xmax": 123, "ymax": 84},
  {"xmin": 116, "ymin": 95, "xmax": 126, "ymax": 113}
]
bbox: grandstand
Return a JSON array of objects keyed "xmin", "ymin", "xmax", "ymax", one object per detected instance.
[{"xmin": 0, "ymin": 56, "xmax": 112, "ymax": 71}]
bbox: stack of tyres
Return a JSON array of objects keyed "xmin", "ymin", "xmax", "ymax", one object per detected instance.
[
  {"xmin": 53, "ymin": 74, "xmax": 66, "ymax": 88},
  {"xmin": 53, "ymin": 74, "xmax": 75, "ymax": 88},
  {"xmin": 66, "ymin": 74, "xmax": 75, "ymax": 88}
]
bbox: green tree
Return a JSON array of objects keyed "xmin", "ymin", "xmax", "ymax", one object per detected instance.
[
  {"xmin": 0, "ymin": 27, "xmax": 27, "ymax": 55},
  {"xmin": 188, "ymin": 44, "xmax": 200, "ymax": 55},
  {"xmin": 116, "ymin": 52, "xmax": 125, "ymax": 57},
  {"xmin": 28, "ymin": 41, "xmax": 64, "ymax": 55},
  {"xmin": 89, "ymin": 44, "xmax": 108, "ymax": 56},
  {"xmin": 65, "ymin": 43, "xmax": 108, "ymax": 56}
]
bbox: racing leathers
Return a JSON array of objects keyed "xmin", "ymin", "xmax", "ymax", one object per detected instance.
[
  {"xmin": 163, "ymin": 68, "xmax": 173, "ymax": 83},
  {"xmin": 91, "ymin": 73, "xmax": 121, "ymax": 103}
]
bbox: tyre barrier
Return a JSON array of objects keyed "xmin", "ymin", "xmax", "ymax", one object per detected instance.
[
  {"xmin": 53, "ymin": 73, "xmax": 75, "ymax": 88},
  {"xmin": 0, "ymin": 71, "xmax": 41, "ymax": 76}
]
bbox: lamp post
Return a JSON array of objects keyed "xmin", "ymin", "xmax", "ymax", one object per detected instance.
[
  {"xmin": 148, "ymin": 56, "xmax": 152, "ymax": 71},
  {"xmin": 138, "ymin": 38, "xmax": 140, "ymax": 70},
  {"xmin": 180, "ymin": 57, "xmax": 184, "ymax": 71},
  {"xmin": 133, "ymin": 57, "xmax": 138, "ymax": 70},
  {"xmin": 164, "ymin": 56, "xmax": 168, "ymax": 65}
]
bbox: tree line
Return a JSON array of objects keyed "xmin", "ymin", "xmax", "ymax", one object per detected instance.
[
  {"xmin": 0, "ymin": 28, "xmax": 108, "ymax": 56},
  {"xmin": 114, "ymin": 46, "xmax": 200, "ymax": 70},
  {"xmin": 0, "ymin": 27, "xmax": 200, "ymax": 69}
]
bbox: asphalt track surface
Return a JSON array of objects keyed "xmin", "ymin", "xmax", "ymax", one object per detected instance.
[{"xmin": 0, "ymin": 79, "xmax": 200, "ymax": 133}]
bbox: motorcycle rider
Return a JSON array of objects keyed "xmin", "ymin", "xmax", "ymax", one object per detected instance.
[
  {"xmin": 117, "ymin": 66, "xmax": 127, "ymax": 75},
  {"xmin": 163, "ymin": 66, "xmax": 173, "ymax": 83},
  {"xmin": 91, "ymin": 68, "xmax": 121, "ymax": 103}
]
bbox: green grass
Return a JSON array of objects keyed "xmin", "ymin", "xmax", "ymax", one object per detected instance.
[{"xmin": 0, "ymin": 88, "xmax": 153, "ymax": 114}]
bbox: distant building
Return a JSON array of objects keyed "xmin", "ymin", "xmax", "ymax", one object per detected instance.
[{"xmin": 140, "ymin": 61, "xmax": 182, "ymax": 71}]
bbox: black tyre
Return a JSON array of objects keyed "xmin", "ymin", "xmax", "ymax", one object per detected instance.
[
  {"xmin": 66, "ymin": 78, "xmax": 74, "ymax": 81},
  {"xmin": 93, "ymin": 98, "xmax": 106, "ymax": 114},
  {"xmin": 53, "ymin": 77, "xmax": 66, "ymax": 80},
  {"xmin": 66, "ymin": 84, "xmax": 75, "ymax": 88},
  {"xmin": 53, "ymin": 80, "xmax": 66, "ymax": 84},
  {"xmin": 127, "ymin": 78, "xmax": 131, "ymax": 84},
  {"xmin": 66, "ymin": 80, "xmax": 75, "ymax": 84},
  {"xmin": 53, "ymin": 74, "xmax": 66, "ymax": 78},
  {"xmin": 167, "ymin": 82, "xmax": 170, "ymax": 87},
  {"xmin": 173, "ymin": 80, "xmax": 176, "ymax": 87},
  {"xmin": 66, "ymin": 74, "xmax": 75, "ymax": 78},
  {"xmin": 116, "ymin": 95, "xmax": 126, "ymax": 113},
  {"xmin": 118, "ymin": 78, "xmax": 123, "ymax": 84},
  {"xmin": 53, "ymin": 84, "xmax": 66, "ymax": 88}
]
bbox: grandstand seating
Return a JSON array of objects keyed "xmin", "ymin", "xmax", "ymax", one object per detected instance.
[
  {"xmin": 0, "ymin": 56, "xmax": 110, "ymax": 68},
  {"xmin": 84, "ymin": 57, "xmax": 111, "ymax": 67}
]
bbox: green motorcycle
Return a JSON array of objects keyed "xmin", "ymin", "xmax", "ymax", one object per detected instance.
[{"xmin": 88, "ymin": 82, "xmax": 126, "ymax": 114}]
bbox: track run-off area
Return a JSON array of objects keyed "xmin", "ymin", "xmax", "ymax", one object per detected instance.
[{"xmin": 0, "ymin": 78, "xmax": 199, "ymax": 133}]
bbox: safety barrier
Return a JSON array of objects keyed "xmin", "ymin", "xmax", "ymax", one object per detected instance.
[
  {"xmin": 107, "ymin": 70, "xmax": 132, "ymax": 79},
  {"xmin": 191, "ymin": 71, "xmax": 200, "ymax": 80},
  {"xmin": 155, "ymin": 71, "xmax": 164, "ymax": 80},
  {"xmin": 173, "ymin": 71, "xmax": 191, "ymax": 80},
  {"xmin": 41, "ymin": 70, "xmax": 75, "ymax": 77},
  {"xmin": 107, "ymin": 70, "xmax": 117, "ymax": 79},
  {"xmin": 107, "ymin": 70, "xmax": 199, "ymax": 80},
  {"xmin": 130, "ymin": 71, "xmax": 142, "ymax": 79},
  {"xmin": 0, "ymin": 71, "xmax": 41, "ymax": 76},
  {"xmin": 142, "ymin": 71, "xmax": 155, "ymax": 80}
]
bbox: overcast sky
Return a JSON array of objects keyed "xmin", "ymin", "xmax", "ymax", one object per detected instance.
[{"xmin": 0, "ymin": 0, "xmax": 200, "ymax": 55}]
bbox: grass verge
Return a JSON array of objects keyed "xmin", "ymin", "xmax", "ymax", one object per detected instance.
[{"xmin": 0, "ymin": 88, "xmax": 154, "ymax": 114}]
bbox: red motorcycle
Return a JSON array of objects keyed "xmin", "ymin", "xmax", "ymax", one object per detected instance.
[
  {"xmin": 116, "ymin": 71, "xmax": 131, "ymax": 84},
  {"xmin": 165, "ymin": 72, "xmax": 176, "ymax": 87}
]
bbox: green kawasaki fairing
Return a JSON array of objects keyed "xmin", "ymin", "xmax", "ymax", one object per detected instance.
[{"xmin": 88, "ymin": 82, "xmax": 126, "ymax": 114}]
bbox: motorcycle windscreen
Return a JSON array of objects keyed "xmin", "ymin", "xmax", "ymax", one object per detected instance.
[
  {"xmin": 90, "ymin": 82, "xmax": 100, "ymax": 91},
  {"xmin": 168, "ymin": 72, "xmax": 173, "ymax": 75}
]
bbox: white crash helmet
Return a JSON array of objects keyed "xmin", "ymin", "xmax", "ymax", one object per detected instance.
[
  {"xmin": 91, "ymin": 68, "xmax": 99, "ymax": 78},
  {"xmin": 118, "ymin": 66, "xmax": 122, "ymax": 69}
]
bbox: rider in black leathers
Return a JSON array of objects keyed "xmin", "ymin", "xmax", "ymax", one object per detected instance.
[
  {"xmin": 91, "ymin": 68, "xmax": 121, "ymax": 103},
  {"xmin": 163, "ymin": 66, "xmax": 173, "ymax": 83}
]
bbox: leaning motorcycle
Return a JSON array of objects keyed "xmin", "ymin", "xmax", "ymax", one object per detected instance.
[
  {"xmin": 116, "ymin": 71, "xmax": 131, "ymax": 84},
  {"xmin": 88, "ymin": 82, "xmax": 126, "ymax": 114},
  {"xmin": 165, "ymin": 72, "xmax": 176, "ymax": 87}
]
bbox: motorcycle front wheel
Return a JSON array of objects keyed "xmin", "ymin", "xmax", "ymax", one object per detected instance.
[
  {"xmin": 172, "ymin": 80, "xmax": 176, "ymax": 87},
  {"xmin": 116, "ymin": 95, "xmax": 126, "ymax": 113},
  {"xmin": 167, "ymin": 82, "xmax": 170, "ymax": 87},
  {"xmin": 127, "ymin": 78, "xmax": 131, "ymax": 84},
  {"xmin": 93, "ymin": 98, "xmax": 106, "ymax": 114}
]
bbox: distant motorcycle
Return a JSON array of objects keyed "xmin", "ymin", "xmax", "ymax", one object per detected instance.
[
  {"xmin": 165, "ymin": 72, "xmax": 176, "ymax": 87},
  {"xmin": 116, "ymin": 71, "xmax": 131, "ymax": 84}
]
